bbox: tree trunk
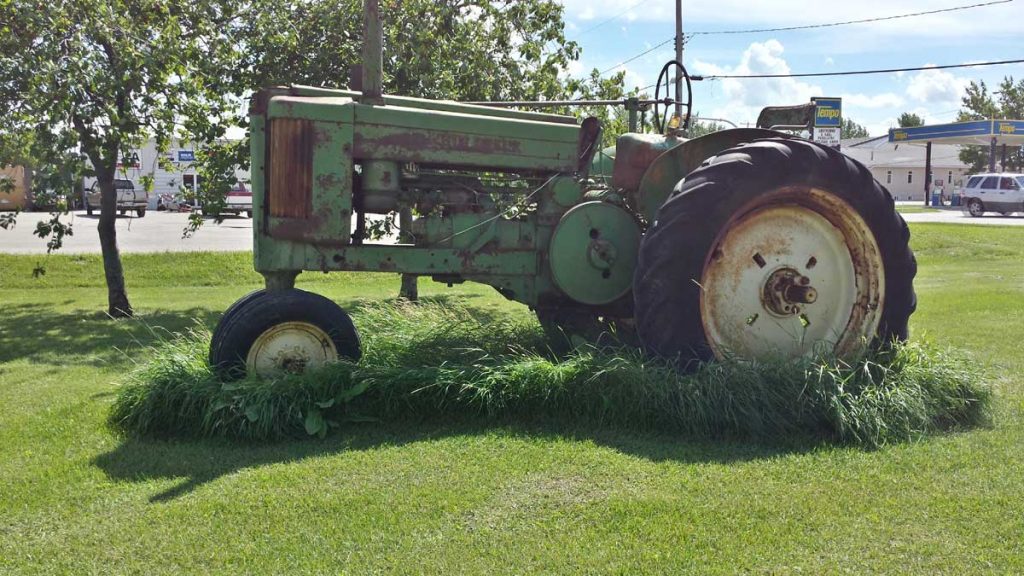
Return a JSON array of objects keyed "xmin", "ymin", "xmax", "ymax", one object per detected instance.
[
  {"xmin": 398, "ymin": 205, "xmax": 418, "ymax": 301},
  {"xmin": 97, "ymin": 175, "xmax": 133, "ymax": 317}
]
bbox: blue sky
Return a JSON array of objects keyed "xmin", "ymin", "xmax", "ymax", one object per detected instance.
[{"xmin": 557, "ymin": 0, "xmax": 1024, "ymax": 136}]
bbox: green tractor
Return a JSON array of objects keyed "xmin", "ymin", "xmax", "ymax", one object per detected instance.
[{"xmin": 209, "ymin": 1, "xmax": 915, "ymax": 379}]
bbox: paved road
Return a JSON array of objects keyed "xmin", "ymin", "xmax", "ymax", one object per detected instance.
[
  {"xmin": 1, "ymin": 211, "xmax": 253, "ymax": 254},
  {"xmin": 3, "ymin": 205, "xmax": 1022, "ymax": 254},
  {"xmin": 896, "ymin": 204, "xmax": 1024, "ymax": 226}
]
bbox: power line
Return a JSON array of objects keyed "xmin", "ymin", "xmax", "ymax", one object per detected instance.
[
  {"xmin": 599, "ymin": 37, "xmax": 677, "ymax": 76},
  {"xmin": 599, "ymin": 0, "xmax": 1012, "ymax": 79},
  {"xmin": 630, "ymin": 58, "xmax": 1024, "ymax": 93},
  {"xmin": 694, "ymin": 58, "xmax": 1024, "ymax": 80},
  {"xmin": 575, "ymin": 0, "xmax": 656, "ymax": 37},
  {"xmin": 689, "ymin": 0, "xmax": 1013, "ymax": 36}
]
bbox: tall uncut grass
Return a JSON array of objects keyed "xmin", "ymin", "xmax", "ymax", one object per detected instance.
[{"xmin": 109, "ymin": 300, "xmax": 992, "ymax": 448}]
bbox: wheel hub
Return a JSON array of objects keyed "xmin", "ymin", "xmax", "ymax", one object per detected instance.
[{"xmin": 762, "ymin": 267, "xmax": 818, "ymax": 316}]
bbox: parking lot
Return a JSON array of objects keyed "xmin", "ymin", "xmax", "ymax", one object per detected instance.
[
  {"xmin": 2, "ymin": 205, "xmax": 1022, "ymax": 254},
  {"xmin": 0, "ymin": 211, "xmax": 253, "ymax": 253}
]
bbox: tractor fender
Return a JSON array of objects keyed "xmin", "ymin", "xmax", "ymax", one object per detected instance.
[{"xmin": 632, "ymin": 128, "xmax": 792, "ymax": 223}]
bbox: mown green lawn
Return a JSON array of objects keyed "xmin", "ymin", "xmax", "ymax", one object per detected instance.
[
  {"xmin": 895, "ymin": 205, "xmax": 940, "ymax": 214},
  {"xmin": 1, "ymin": 223, "xmax": 1022, "ymax": 574}
]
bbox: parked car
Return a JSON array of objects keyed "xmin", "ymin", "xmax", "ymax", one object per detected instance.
[
  {"xmin": 962, "ymin": 173, "xmax": 1024, "ymax": 217},
  {"xmin": 85, "ymin": 179, "xmax": 148, "ymax": 217},
  {"xmin": 202, "ymin": 182, "xmax": 252, "ymax": 218}
]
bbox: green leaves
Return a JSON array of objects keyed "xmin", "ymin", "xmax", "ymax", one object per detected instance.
[
  {"xmin": 958, "ymin": 77, "xmax": 1024, "ymax": 171},
  {"xmin": 303, "ymin": 408, "xmax": 327, "ymax": 438}
]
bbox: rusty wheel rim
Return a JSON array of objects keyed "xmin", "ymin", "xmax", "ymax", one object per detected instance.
[
  {"xmin": 699, "ymin": 187, "xmax": 885, "ymax": 360},
  {"xmin": 246, "ymin": 322, "xmax": 338, "ymax": 378}
]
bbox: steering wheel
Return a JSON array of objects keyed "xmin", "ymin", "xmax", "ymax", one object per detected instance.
[{"xmin": 653, "ymin": 60, "xmax": 693, "ymax": 134}]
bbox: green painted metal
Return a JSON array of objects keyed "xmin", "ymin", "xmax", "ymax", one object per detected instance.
[
  {"xmin": 548, "ymin": 202, "xmax": 641, "ymax": 306},
  {"xmin": 633, "ymin": 128, "xmax": 789, "ymax": 222},
  {"xmin": 289, "ymin": 84, "xmax": 579, "ymax": 125},
  {"xmin": 248, "ymin": 83, "xmax": 780, "ymax": 314}
]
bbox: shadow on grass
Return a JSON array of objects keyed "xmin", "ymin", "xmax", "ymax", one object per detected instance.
[
  {"xmin": 92, "ymin": 421, "xmax": 823, "ymax": 503},
  {"xmin": 0, "ymin": 293, "xmax": 484, "ymax": 368},
  {"xmin": 0, "ymin": 303, "xmax": 222, "ymax": 367}
]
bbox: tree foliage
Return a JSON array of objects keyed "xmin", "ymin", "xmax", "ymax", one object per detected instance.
[
  {"xmin": 897, "ymin": 112, "xmax": 925, "ymax": 128},
  {"xmin": 195, "ymin": 0, "xmax": 627, "ymax": 213},
  {"xmin": 957, "ymin": 77, "xmax": 1024, "ymax": 172},
  {"xmin": 841, "ymin": 117, "xmax": 870, "ymax": 139},
  {"xmin": 1, "ymin": 0, "xmax": 247, "ymax": 315},
  {"xmin": 2, "ymin": 0, "xmax": 627, "ymax": 311}
]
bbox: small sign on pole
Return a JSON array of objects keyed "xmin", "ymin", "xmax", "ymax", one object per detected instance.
[{"xmin": 811, "ymin": 97, "xmax": 842, "ymax": 150}]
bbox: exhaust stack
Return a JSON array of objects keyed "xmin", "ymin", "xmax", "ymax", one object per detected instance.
[{"xmin": 361, "ymin": 0, "xmax": 384, "ymax": 105}]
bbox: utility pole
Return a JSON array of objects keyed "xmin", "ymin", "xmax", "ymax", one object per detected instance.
[{"xmin": 674, "ymin": 0, "xmax": 683, "ymax": 121}]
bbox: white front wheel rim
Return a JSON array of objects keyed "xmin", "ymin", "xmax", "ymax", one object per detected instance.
[{"xmin": 246, "ymin": 322, "xmax": 338, "ymax": 378}]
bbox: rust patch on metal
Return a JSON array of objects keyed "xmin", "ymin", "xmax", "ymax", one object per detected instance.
[
  {"xmin": 267, "ymin": 214, "xmax": 333, "ymax": 244},
  {"xmin": 269, "ymin": 118, "xmax": 313, "ymax": 219},
  {"xmin": 316, "ymin": 172, "xmax": 342, "ymax": 190},
  {"xmin": 312, "ymin": 125, "xmax": 334, "ymax": 146}
]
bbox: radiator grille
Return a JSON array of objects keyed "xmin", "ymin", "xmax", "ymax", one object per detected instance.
[{"xmin": 268, "ymin": 118, "xmax": 313, "ymax": 219}]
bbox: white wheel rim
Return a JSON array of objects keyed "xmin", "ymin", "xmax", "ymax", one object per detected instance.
[
  {"xmin": 699, "ymin": 187, "xmax": 885, "ymax": 360},
  {"xmin": 246, "ymin": 322, "xmax": 338, "ymax": 378}
]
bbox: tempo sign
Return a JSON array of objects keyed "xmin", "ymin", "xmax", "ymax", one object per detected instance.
[{"xmin": 812, "ymin": 97, "xmax": 842, "ymax": 150}]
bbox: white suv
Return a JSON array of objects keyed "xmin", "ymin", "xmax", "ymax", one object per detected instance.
[{"xmin": 962, "ymin": 173, "xmax": 1024, "ymax": 217}]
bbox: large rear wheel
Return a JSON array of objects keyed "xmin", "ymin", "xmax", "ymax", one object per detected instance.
[
  {"xmin": 210, "ymin": 289, "xmax": 361, "ymax": 379},
  {"xmin": 633, "ymin": 138, "xmax": 916, "ymax": 364}
]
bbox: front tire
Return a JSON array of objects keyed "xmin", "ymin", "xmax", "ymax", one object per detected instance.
[
  {"xmin": 136, "ymin": 208, "xmax": 146, "ymax": 218},
  {"xmin": 967, "ymin": 199, "xmax": 984, "ymax": 217},
  {"xmin": 209, "ymin": 289, "xmax": 361, "ymax": 380},
  {"xmin": 633, "ymin": 138, "xmax": 916, "ymax": 364}
]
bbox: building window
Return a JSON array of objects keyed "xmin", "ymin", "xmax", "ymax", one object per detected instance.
[
  {"xmin": 907, "ymin": 171, "xmax": 913, "ymax": 184},
  {"xmin": 948, "ymin": 171, "xmax": 953, "ymax": 184},
  {"xmin": 886, "ymin": 170, "xmax": 892, "ymax": 184}
]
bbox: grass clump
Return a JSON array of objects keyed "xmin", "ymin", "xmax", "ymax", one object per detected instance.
[{"xmin": 109, "ymin": 300, "xmax": 992, "ymax": 448}]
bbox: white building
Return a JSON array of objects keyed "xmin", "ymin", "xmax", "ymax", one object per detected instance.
[
  {"xmin": 841, "ymin": 136, "xmax": 971, "ymax": 201},
  {"xmin": 83, "ymin": 139, "xmax": 249, "ymax": 209}
]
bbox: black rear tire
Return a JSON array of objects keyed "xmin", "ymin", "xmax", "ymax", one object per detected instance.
[
  {"xmin": 209, "ymin": 289, "xmax": 361, "ymax": 380},
  {"xmin": 633, "ymin": 138, "xmax": 916, "ymax": 364}
]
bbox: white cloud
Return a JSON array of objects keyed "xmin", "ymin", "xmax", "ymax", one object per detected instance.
[
  {"xmin": 558, "ymin": 0, "xmax": 1022, "ymax": 38},
  {"xmin": 825, "ymin": 57, "xmax": 834, "ymax": 66},
  {"xmin": 691, "ymin": 40, "xmax": 821, "ymax": 124},
  {"xmin": 905, "ymin": 66, "xmax": 969, "ymax": 106},
  {"xmin": 842, "ymin": 92, "xmax": 905, "ymax": 109}
]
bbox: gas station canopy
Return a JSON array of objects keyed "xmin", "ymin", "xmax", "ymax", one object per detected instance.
[
  {"xmin": 888, "ymin": 119, "xmax": 1024, "ymax": 176},
  {"xmin": 888, "ymin": 119, "xmax": 1024, "ymax": 147}
]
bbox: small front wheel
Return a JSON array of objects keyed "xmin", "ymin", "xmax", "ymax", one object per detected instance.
[
  {"xmin": 967, "ymin": 199, "xmax": 984, "ymax": 217},
  {"xmin": 209, "ymin": 289, "xmax": 361, "ymax": 379}
]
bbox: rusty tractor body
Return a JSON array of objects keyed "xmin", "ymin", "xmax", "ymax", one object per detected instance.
[{"xmin": 210, "ymin": 1, "xmax": 915, "ymax": 379}]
